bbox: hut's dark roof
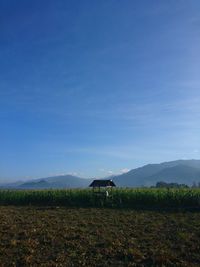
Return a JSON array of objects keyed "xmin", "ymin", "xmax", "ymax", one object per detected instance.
[{"xmin": 89, "ymin": 179, "xmax": 116, "ymax": 187}]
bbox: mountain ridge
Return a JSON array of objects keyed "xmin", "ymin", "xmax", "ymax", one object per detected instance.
[
  {"xmin": 112, "ymin": 160, "xmax": 200, "ymax": 187},
  {"xmin": 1, "ymin": 159, "xmax": 200, "ymax": 189}
]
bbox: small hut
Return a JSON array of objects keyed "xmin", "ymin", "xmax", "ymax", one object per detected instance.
[{"xmin": 89, "ymin": 179, "xmax": 116, "ymax": 197}]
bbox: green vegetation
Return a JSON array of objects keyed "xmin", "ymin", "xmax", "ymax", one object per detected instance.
[
  {"xmin": 0, "ymin": 188, "xmax": 200, "ymax": 209},
  {"xmin": 0, "ymin": 207, "xmax": 200, "ymax": 266}
]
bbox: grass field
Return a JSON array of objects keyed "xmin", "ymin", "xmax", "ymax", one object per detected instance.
[
  {"xmin": 0, "ymin": 206, "xmax": 200, "ymax": 266},
  {"xmin": 0, "ymin": 188, "xmax": 200, "ymax": 209}
]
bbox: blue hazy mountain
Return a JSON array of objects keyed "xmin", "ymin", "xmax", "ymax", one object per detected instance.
[
  {"xmin": 112, "ymin": 160, "xmax": 200, "ymax": 187},
  {"xmin": 1, "ymin": 160, "xmax": 200, "ymax": 188},
  {"xmin": 1, "ymin": 175, "xmax": 92, "ymax": 189},
  {"xmin": 18, "ymin": 175, "xmax": 93, "ymax": 189}
]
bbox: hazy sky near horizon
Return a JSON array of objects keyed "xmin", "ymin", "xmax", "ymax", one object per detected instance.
[{"xmin": 0, "ymin": 0, "xmax": 200, "ymax": 181}]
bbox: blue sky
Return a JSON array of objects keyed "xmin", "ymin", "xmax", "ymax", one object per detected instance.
[{"xmin": 0, "ymin": 0, "xmax": 200, "ymax": 181}]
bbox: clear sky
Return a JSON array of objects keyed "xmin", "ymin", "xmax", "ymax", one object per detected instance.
[{"xmin": 0, "ymin": 0, "xmax": 200, "ymax": 181}]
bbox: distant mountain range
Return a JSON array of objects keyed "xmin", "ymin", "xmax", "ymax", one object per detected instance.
[
  {"xmin": 1, "ymin": 159, "xmax": 200, "ymax": 189},
  {"xmin": 0, "ymin": 175, "xmax": 93, "ymax": 189},
  {"xmin": 112, "ymin": 159, "xmax": 200, "ymax": 187}
]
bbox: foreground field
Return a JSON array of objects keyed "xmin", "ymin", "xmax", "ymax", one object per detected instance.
[{"xmin": 0, "ymin": 207, "xmax": 200, "ymax": 266}]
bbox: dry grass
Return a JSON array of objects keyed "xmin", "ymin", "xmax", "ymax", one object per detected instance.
[{"xmin": 0, "ymin": 206, "xmax": 200, "ymax": 266}]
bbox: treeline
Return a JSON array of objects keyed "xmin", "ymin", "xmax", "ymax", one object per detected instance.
[{"xmin": 154, "ymin": 181, "xmax": 200, "ymax": 188}]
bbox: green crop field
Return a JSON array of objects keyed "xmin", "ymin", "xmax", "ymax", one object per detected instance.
[{"xmin": 0, "ymin": 188, "xmax": 200, "ymax": 209}]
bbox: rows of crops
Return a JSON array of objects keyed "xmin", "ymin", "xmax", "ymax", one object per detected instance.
[{"xmin": 0, "ymin": 188, "xmax": 200, "ymax": 209}]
